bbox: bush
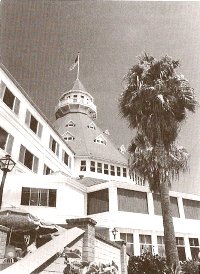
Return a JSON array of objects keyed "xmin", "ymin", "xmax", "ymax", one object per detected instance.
[
  {"xmin": 180, "ymin": 260, "xmax": 199, "ymax": 274},
  {"xmin": 128, "ymin": 252, "xmax": 200, "ymax": 274},
  {"xmin": 128, "ymin": 252, "xmax": 171, "ymax": 274}
]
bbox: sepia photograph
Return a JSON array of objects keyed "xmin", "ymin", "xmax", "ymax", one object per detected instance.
[{"xmin": 0, "ymin": 1, "xmax": 200, "ymax": 273}]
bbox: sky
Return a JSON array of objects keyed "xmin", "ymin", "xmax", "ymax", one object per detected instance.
[{"xmin": 1, "ymin": 1, "xmax": 200, "ymax": 194}]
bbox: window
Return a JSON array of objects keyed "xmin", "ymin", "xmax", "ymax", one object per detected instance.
[
  {"xmin": 94, "ymin": 135, "xmax": 106, "ymax": 145},
  {"xmin": 0, "ymin": 127, "xmax": 14, "ymax": 154},
  {"xmin": 153, "ymin": 194, "xmax": 180, "ymax": 217},
  {"xmin": 104, "ymin": 164, "xmax": 109, "ymax": 175},
  {"xmin": 119, "ymin": 144, "xmax": 126, "ymax": 154},
  {"xmin": 2, "ymin": 86, "xmax": 20, "ymax": 114},
  {"xmin": 97, "ymin": 162, "xmax": 102, "ymax": 173},
  {"xmin": 176, "ymin": 237, "xmax": 186, "ymax": 261},
  {"xmin": 123, "ymin": 168, "xmax": 127, "ymax": 177},
  {"xmin": 19, "ymin": 145, "xmax": 39, "ymax": 173},
  {"xmin": 49, "ymin": 136, "xmax": 59, "ymax": 156},
  {"xmin": 189, "ymin": 238, "xmax": 200, "ymax": 259},
  {"xmin": 117, "ymin": 167, "xmax": 121, "ymax": 177},
  {"xmin": 87, "ymin": 189, "xmax": 109, "ymax": 214},
  {"xmin": 157, "ymin": 236, "xmax": 165, "ymax": 257},
  {"xmin": 62, "ymin": 150, "xmax": 70, "ymax": 166},
  {"xmin": 73, "ymin": 94, "xmax": 78, "ymax": 102},
  {"xmin": 65, "ymin": 121, "xmax": 75, "ymax": 127},
  {"xmin": 183, "ymin": 199, "xmax": 200, "ymax": 220},
  {"xmin": 110, "ymin": 165, "xmax": 115, "ymax": 176},
  {"xmin": 81, "ymin": 95, "xmax": 84, "ymax": 102},
  {"xmin": 104, "ymin": 129, "xmax": 110, "ymax": 135},
  {"xmin": 25, "ymin": 110, "xmax": 43, "ymax": 137},
  {"xmin": 80, "ymin": 160, "xmax": 86, "ymax": 171},
  {"xmin": 43, "ymin": 164, "xmax": 53, "ymax": 175},
  {"xmin": 139, "ymin": 234, "xmax": 152, "ymax": 254},
  {"xmin": 118, "ymin": 188, "xmax": 148, "ymax": 214},
  {"xmin": 90, "ymin": 161, "xmax": 95, "ymax": 172},
  {"xmin": 63, "ymin": 132, "xmax": 75, "ymax": 141},
  {"xmin": 120, "ymin": 233, "xmax": 134, "ymax": 255},
  {"xmin": 88, "ymin": 122, "xmax": 96, "ymax": 130},
  {"xmin": 21, "ymin": 187, "xmax": 56, "ymax": 207}
]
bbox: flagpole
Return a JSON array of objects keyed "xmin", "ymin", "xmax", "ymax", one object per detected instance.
[{"xmin": 77, "ymin": 52, "xmax": 80, "ymax": 80}]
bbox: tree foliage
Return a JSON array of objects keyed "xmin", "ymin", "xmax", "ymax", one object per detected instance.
[
  {"xmin": 119, "ymin": 53, "xmax": 197, "ymax": 267},
  {"xmin": 120, "ymin": 53, "xmax": 196, "ymax": 149},
  {"xmin": 119, "ymin": 53, "xmax": 197, "ymax": 191}
]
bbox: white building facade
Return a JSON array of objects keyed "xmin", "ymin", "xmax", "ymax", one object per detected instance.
[{"xmin": 0, "ymin": 64, "xmax": 200, "ymax": 261}]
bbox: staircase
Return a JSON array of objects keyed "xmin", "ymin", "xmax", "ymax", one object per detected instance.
[{"xmin": 1, "ymin": 227, "xmax": 84, "ymax": 274}]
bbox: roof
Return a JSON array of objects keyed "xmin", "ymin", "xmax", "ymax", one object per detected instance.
[
  {"xmin": 60, "ymin": 78, "xmax": 94, "ymax": 100},
  {"xmin": 53, "ymin": 112, "xmax": 128, "ymax": 165},
  {"xmin": 77, "ymin": 177, "xmax": 107, "ymax": 187},
  {"xmin": 72, "ymin": 79, "xmax": 87, "ymax": 93}
]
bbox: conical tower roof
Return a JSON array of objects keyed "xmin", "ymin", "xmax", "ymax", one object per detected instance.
[{"xmin": 54, "ymin": 78, "xmax": 127, "ymax": 165}]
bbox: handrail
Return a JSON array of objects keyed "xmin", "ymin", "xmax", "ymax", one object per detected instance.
[{"xmin": 1, "ymin": 227, "xmax": 84, "ymax": 274}]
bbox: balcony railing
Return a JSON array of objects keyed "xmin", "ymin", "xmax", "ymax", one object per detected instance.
[{"xmin": 55, "ymin": 98, "xmax": 97, "ymax": 113}]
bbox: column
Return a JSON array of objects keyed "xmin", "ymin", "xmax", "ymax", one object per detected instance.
[
  {"xmin": 0, "ymin": 225, "xmax": 9, "ymax": 258},
  {"xmin": 147, "ymin": 192, "xmax": 154, "ymax": 215},
  {"xmin": 116, "ymin": 240, "xmax": 127, "ymax": 274},
  {"xmin": 109, "ymin": 186, "xmax": 118, "ymax": 214},
  {"xmin": 66, "ymin": 217, "xmax": 97, "ymax": 262},
  {"xmin": 177, "ymin": 197, "xmax": 185, "ymax": 219},
  {"xmin": 133, "ymin": 231, "xmax": 140, "ymax": 256},
  {"xmin": 151, "ymin": 233, "xmax": 158, "ymax": 255},
  {"xmin": 184, "ymin": 236, "xmax": 192, "ymax": 260}
]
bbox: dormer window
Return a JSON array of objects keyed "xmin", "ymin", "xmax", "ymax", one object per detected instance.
[
  {"xmin": 104, "ymin": 129, "xmax": 110, "ymax": 135},
  {"xmin": 65, "ymin": 120, "xmax": 75, "ymax": 127},
  {"xmin": 88, "ymin": 122, "xmax": 96, "ymax": 130},
  {"xmin": 63, "ymin": 131, "xmax": 75, "ymax": 141},
  {"xmin": 119, "ymin": 144, "xmax": 126, "ymax": 155},
  {"xmin": 94, "ymin": 134, "xmax": 106, "ymax": 145}
]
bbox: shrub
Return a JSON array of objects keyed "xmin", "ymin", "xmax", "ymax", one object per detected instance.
[
  {"xmin": 180, "ymin": 260, "xmax": 199, "ymax": 274},
  {"xmin": 128, "ymin": 252, "xmax": 200, "ymax": 274},
  {"xmin": 128, "ymin": 252, "xmax": 171, "ymax": 274}
]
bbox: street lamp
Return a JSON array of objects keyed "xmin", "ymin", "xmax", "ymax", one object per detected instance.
[
  {"xmin": 112, "ymin": 228, "xmax": 118, "ymax": 240},
  {"xmin": 0, "ymin": 155, "xmax": 16, "ymax": 209}
]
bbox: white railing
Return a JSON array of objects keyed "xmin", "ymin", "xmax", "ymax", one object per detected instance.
[
  {"xmin": 55, "ymin": 98, "xmax": 97, "ymax": 113},
  {"xmin": 1, "ymin": 227, "xmax": 84, "ymax": 274}
]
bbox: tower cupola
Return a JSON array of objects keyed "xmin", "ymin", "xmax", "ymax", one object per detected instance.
[{"xmin": 55, "ymin": 78, "xmax": 97, "ymax": 120}]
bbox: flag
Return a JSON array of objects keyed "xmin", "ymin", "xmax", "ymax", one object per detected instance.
[{"xmin": 69, "ymin": 54, "xmax": 79, "ymax": 71}]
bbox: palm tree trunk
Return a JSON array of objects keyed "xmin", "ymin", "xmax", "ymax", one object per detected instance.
[{"xmin": 159, "ymin": 179, "xmax": 179, "ymax": 268}]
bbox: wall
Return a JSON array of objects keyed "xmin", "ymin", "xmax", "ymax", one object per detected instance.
[
  {"xmin": 1, "ymin": 173, "xmax": 86, "ymax": 224},
  {"xmin": 95, "ymin": 236, "xmax": 121, "ymax": 266},
  {"xmin": 0, "ymin": 66, "xmax": 75, "ymax": 176}
]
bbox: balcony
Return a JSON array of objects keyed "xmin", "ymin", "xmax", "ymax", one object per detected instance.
[{"xmin": 55, "ymin": 98, "xmax": 97, "ymax": 114}]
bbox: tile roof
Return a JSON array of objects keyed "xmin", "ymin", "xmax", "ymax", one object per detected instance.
[{"xmin": 53, "ymin": 112, "xmax": 127, "ymax": 165}]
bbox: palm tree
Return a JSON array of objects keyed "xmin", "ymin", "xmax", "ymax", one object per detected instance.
[{"xmin": 119, "ymin": 53, "xmax": 197, "ymax": 268}]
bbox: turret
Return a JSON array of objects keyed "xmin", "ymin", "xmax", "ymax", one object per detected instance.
[{"xmin": 55, "ymin": 78, "xmax": 97, "ymax": 120}]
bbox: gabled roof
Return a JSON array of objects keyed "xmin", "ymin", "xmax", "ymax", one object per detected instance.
[{"xmin": 53, "ymin": 112, "xmax": 127, "ymax": 165}]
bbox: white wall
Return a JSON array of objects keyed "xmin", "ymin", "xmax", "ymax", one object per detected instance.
[
  {"xmin": 1, "ymin": 172, "xmax": 86, "ymax": 224},
  {"xmin": 0, "ymin": 67, "xmax": 75, "ymax": 176}
]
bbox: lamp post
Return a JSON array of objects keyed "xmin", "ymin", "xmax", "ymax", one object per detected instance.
[
  {"xmin": 112, "ymin": 227, "xmax": 118, "ymax": 240},
  {"xmin": 0, "ymin": 155, "xmax": 16, "ymax": 210}
]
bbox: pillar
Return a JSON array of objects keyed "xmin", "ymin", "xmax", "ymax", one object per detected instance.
[
  {"xmin": 109, "ymin": 186, "xmax": 118, "ymax": 214},
  {"xmin": 184, "ymin": 236, "xmax": 192, "ymax": 260},
  {"xmin": 0, "ymin": 225, "xmax": 9, "ymax": 259},
  {"xmin": 66, "ymin": 217, "xmax": 97, "ymax": 262},
  {"xmin": 133, "ymin": 232, "xmax": 140, "ymax": 256},
  {"xmin": 177, "ymin": 197, "xmax": 185, "ymax": 219},
  {"xmin": 116, "ymin": 240, "xmax": 128, "ymax": 274},
  {"xmin": 147, "ymin": 192, "xmax": 154, "ymax": 216}
]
